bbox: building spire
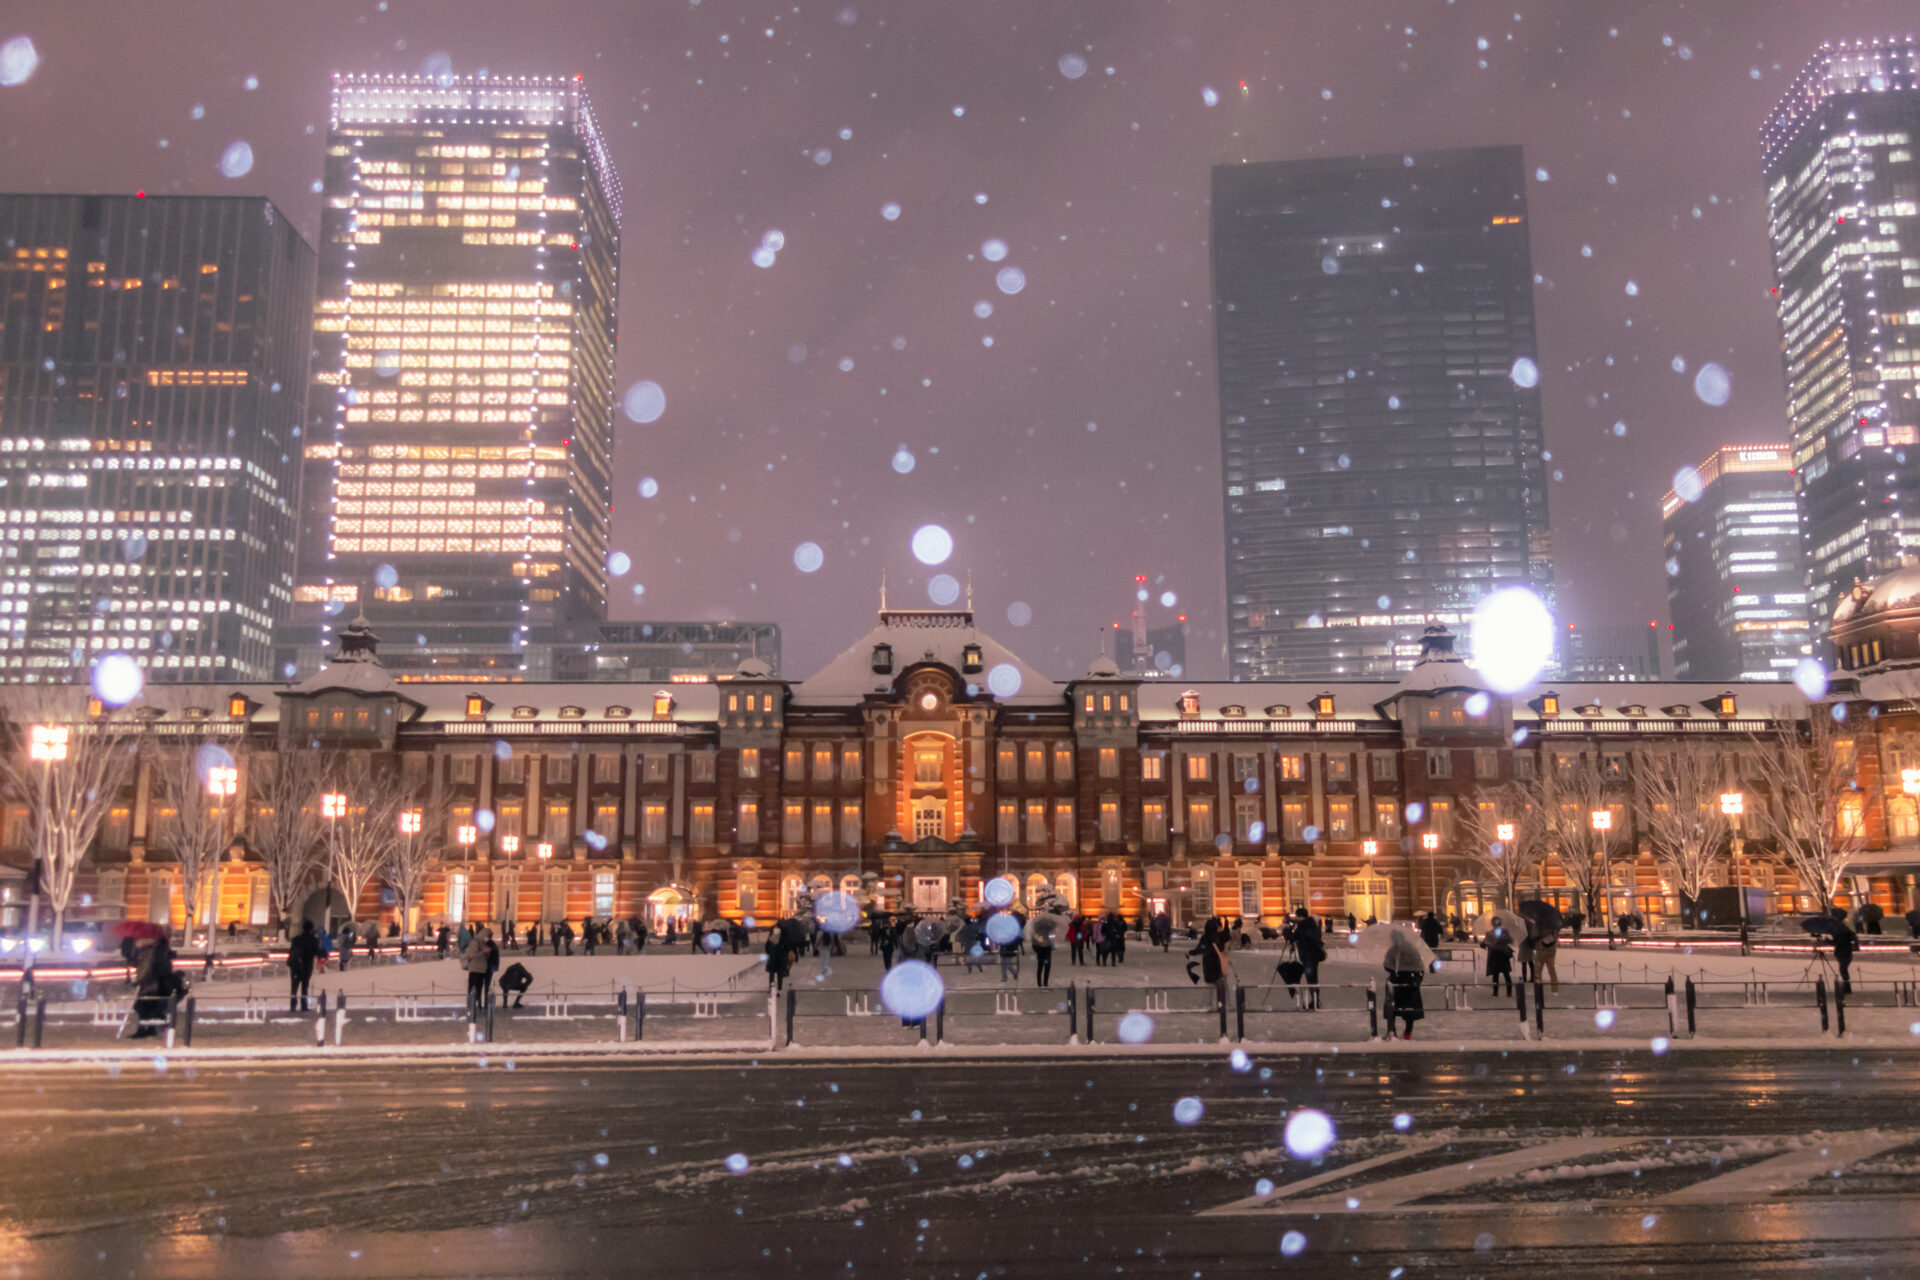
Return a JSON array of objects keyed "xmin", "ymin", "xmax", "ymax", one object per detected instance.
[{"xmin": 880, "ymin": 570, "xmax": 888, "ymax": 613}]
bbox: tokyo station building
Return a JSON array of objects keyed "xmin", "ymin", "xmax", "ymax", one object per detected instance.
[{"xmin": 4, "ymin": 596, "xmax": 1920, "ymax": 936}]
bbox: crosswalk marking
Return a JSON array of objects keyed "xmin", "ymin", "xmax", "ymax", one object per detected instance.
[{"xmin": 1658, "ymin": 1131, "xmax": 1916, "ymax": 1203}]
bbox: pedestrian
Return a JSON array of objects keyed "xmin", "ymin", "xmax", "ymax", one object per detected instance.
[
  {"xmin": 1418, "ymin": 911, "xmax": 1442, "ymax": 950},
  {"xmin": 1907, "ymin": 906, "xmax": 1920, "ymax": 954},
  {"xmin": 665, "ymin": 918, "xmax": 677, "ymax": 948},
  {"xmin": 1536, "ymin": 932, "xmax": 1560, "ymax": 994},
  {"xmin": 1032, "ymin": 924, "xmax": 1054, "ymax": 988},
  {"xmin": 1830, "ymin": 907, "xmax": 1858, "ymax": 995},
  {"xmin": 339, "ymin": 921, "xmax": 355, "ymax": 971},
  {"xmin": 435, "ymin": 924, "xmax": 451, "ymax": 959},
  {"xmin": 1517, "ymin": 931, "xmax": 1537, "ymax": 984},
  {"xmin": 456, "ymin": 922, "xmax": 472, "ymax": 953},
  {"xmin": 765, "ymin": 933, "xmax": 793, "ymax": 991},
  {"xmin": 129, "ymin": 936, "xmax": 180, "ymax": 1039},
  {"xmin": 1346, "ymin": 912, "xmax": 1357, "ymax": 933},
  {"xmin": 317, "ymin": 924, "xmax": 333, "ymax": 974},
  {"xmin": 1154, "ymin": 909, "xmax": 1173, "ymax": 951},
  {"xmin": 286, "ymin": 920, "xmax": 320, "ymax": 1013},
  {"xmin": 879, "ymin": 920, "xmax": 897, "ymax": 970},
  {"xmin": 365, "ymin": 923, "xmax": 377, "ymax": 964},
  {"xmin": 1190, "ymin": 917, "xmax": 1233, "ymax": 1009},
  {"xmin": 1291, "ymin": 907, "xmax": 1324, "ymax": 1009},
  {"xmin": 1568, "ymin": 911, "xmax": 1585, "ymax": 943},
  {"xmin": 462, "ymin": 927, "xmax": 493, "ymax": 1012},
  {"xmin": 583, "ymin": 918, "xmax": 598, "ymax": 956},
  {"xmin": 560, "ymin": 919, "xmax": 576, "ymax": 956},
  {"xmin": 634, "ymin": 917, "xmax": 649, "ymax": 953},
  {"xmin": 1484, "ymin": 925, "xmax": 1514, "ymax": 998},
  {"xmin": 1384, "ymin": 940, "xmax": 1424, "ymax": 1041},
  {"xmin": 998, "ymin": 931, "xmax": 1021, "ymax": 983},
  {"xmin": 1109, "ymin": 912, "xmax": 1128, "ymax": 965}
]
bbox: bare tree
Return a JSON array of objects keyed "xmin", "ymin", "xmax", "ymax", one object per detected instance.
[
  {"xmin": 0, "ymin": 695, "xmax": 137, "ymax": 950},
  {"xmin": 1540, "ymin": 757, "xmax": 1618, "ymax": 922},
  {"xmin": 1638, "ymin": 745, "xmax": 1732, "ymax": 925},
  {"xmin": 382, "ymin": 783, "xmax": 450, "ymax": 935},
  {"xmin": 1747, "ymin": 713, "xmax": 1864, "ymax": 911},
  {"xmin": 325, "ymin": 772, "xmax": 408, "ymax": 927},
  {"xmin": 150, "ymin": 741, "xmax": 238, "ymax": 950},
  {"xmin": 245, "ymin": 749, "xmax": 329, "ymax": 937},
  {"xmin": 1453, "ymin": 782, "xmax": 1551, "ymax": 909}
]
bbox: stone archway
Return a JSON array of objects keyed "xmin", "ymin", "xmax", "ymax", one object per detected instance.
[{"xmin": 300, "ymin": 886, "xmax": 350, "ymax": 930}]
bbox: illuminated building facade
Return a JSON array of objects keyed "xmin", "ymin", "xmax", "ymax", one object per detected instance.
[
  {"xmin": 1762, "ymin": 38, "xmax": 1920, "ymax": 628},
  {"xmin": 286, "ymin": 72, "xmax": 621, "ymax": 677},
  {"xmin": 1212, "ymin": 146, "xmax": 1553, "ymax": 680},
  {"xmin": 1662, "ymin": 444, "xmax": 1812, "ymax": 681},
  {"xmin": 0, "ymin": 194, "xmax": 315, "ymax": 684}
]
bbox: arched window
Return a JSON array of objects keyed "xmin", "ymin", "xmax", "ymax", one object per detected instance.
[
  {"xmin": 1025, "ymin": 873, "xmax": 1051, "ymax": 910},
  {"xmin": 1055, "ymin": 871, "xmax": 1079, "ymax": 914}
]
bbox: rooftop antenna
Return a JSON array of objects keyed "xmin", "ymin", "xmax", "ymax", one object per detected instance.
[{"xmin": 880, "ymin": 570, "xmax": 888, "ymax": 613}]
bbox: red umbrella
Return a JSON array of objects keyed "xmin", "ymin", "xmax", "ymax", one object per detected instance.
[{"xmin": 105, "ymin": 921, "xmax": 169, "ymax": 942}]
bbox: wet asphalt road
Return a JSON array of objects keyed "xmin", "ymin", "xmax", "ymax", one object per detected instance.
[{"xmin": 2, "ymin": 1048, "xmax": 1917, "ymax": 1277}]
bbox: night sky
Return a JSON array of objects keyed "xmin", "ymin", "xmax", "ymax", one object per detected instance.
[{"xmin": 3, "ymin": 1, "xmax": 1913, "ymax": 678}]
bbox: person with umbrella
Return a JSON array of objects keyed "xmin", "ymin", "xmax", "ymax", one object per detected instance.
[
  {"xmin": 1290, "ymin": 907, "xmax": 1325, "ymax": 1010},
  {"xmin": 1860, "ymin": 902, "xmax": 1885, "ymax": 936},
  {"xmin": 130, "ymin": 935, "xmax": 179, "ymax": 1039},
  {"xmin": 1483, "ymin": 924, "xmax": 1515, "ymax": 998},
  {"xmin": 1518, "ymin": 901, "xmax": 1563, "ymax": 995},
  {"xmin": 1829, "ymin": 906, "xmax": 1858, "ymax": 994},
  {"xmin": 1382, "ymin": 931, "xmax": 1426, "ymax": 1040}
]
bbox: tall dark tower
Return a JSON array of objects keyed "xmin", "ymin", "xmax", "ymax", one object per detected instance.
[
  {"xmin": 284, "ymin": 72, "xmax": 621, "ymax": 679},
  {"xmin": 1211, "ymin": 146, "xmax": 1552, "ymax": 680},
  {"xmin": 0, "ymin": 194, "xmax": 314, "ymax": 684},
  {"xmin": 1761, "ymin": 37, "xmax": 1920, "ymax": 632}
]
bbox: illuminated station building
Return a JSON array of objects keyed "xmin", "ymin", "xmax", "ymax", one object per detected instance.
[
  {"xmin": 281, "ymin": 73, "xmax": 622, "ymax": 680},
  {"xmin": 1762, "ymin": 38, "xmax": 1920, "ymax": 632},
  {"xmin": 10, "ymin": 601, "xmax": 1914, "ymax": 939},
  {"xmin": 0, "ymin": 194, "xmax": 315, "ymax": 684}
]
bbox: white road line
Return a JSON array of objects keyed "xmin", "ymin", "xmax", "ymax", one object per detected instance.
[
  {"xmin": 1216, "ymin": 1136, "xmax": 1636, "ymax": 1214},
  {"xmin": 1658, "ymin": 1131, "xmax": 1918, "ymax": 1202},
  {"xmin": 1202, "ymin": 1138, "xmax": 1452, "ymax": 1214}
]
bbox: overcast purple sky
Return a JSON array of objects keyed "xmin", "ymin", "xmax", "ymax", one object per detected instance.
[{"xmin": 4, "ymin": 1, "xmax": 1911, "ymax": 677}]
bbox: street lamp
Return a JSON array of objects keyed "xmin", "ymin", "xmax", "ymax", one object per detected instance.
[
  {"xmin": 23, "ymin": 724, "xmax": 70, "ymax": 991},
  {"xmin": 1361, "ymin": 839, "xmax": 1378, "ymax": 857},
  {"xmin": 1720, "ymin": 791, "xmax": 1747, "ymax": 923},
  {"xmin": 1421, "ymin": 831, "xmax": 1440, "ymax": 918},
  {"xmin": 322, "ymin": 792, "xmax": 347, "ymax": 820},
  {"xmin": 1495, "ymin": 821, "xmax": 1515, "ymax": 844},
  {"xmin": 202, "ymin": 765, "xmax": 240, "ymax": 950},
  {"xmin": 399, "ymin": 809, "xmax": 423, "ymax": 836},
  {"xmin": 500, "ymin": 834, "xmax": 521, "ymax": 857},
  {"xmin": 535, "ymin": 841, "xmax": 555, "ymax": 860}
]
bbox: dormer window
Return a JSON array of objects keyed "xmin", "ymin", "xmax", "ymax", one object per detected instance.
[
  {"xmin": 559, "ymin": 705, "xmax": 585, "ymax": 720},
  {"xmin": 86, "ymin": 697, "xmax": 105, "ymax": 718},
  {"xmin": 183, "ymin": 706, "xmax": 210, "ymax": 721},
  {"xmin": 1264, "ymin": 704, "xmax": 1292, "ymax": 719},
  {"xmin": 1706, "ymin": 693, "xmax": 1737, "ymax": 717},
  {"xmin": 1313, "ymin": 694, "xmax": 1335, "ymax": 717},
  {"xmin": 872, "ymin": 643, "xmax": 894, "ymax": 674},
  {"xmin": 1220, "ymin": 704, "xmax": 1246, "ymax": 719},
  {"xmin": 1618, "ymin": 704, "xmax": 1646, "ymax": 718},
  {"xmin": 228, "ymin": 693, "xmax": 259, "ymax": 719},
  {"xmin": 1529, "ymin": 691, "xmax": 1560, "ymax": 717},
  {"xmin": 961, "ymin": 642, "xmax": 984, "ymax": 674},
  {"xmin": 511, "ymin": 705, "xmax": 538, "ymax": 720},
  {"xmin": 1574, "ymin": 703, "xmax": 1602, "ymax": 718},
  {"xmin": 465, "ymin": 693, "xmax": 491, "ymax": 720},
  {"xmin": 605, "ymin": 705, "xmax": 631, "ymax": 720},
  {"xmin": 1178, "ymin": 691, "xmax": 1201, "ymax": 717},
  {"xmin": 1662, "ymin": 704, "xmax": 1691, "ymax": 718},
  {"xmin": 652, "ymin": 691, "xmax": 673, "ymax": 719}
]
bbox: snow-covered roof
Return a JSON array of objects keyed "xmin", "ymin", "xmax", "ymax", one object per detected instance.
[
  {"xmin": 1833, "ymin": 565, "xmax": 1920, "ymax": 628},
  {"xmin": 1135, "ymin": 682, "xmax": 1397, "ymax": 724},
  {"xmin": 791, "ymin": 609, "xmax": 1058, "ymax": 705}
]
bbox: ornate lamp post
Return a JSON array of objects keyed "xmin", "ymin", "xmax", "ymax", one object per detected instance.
[
  {"xmin": 1591, "ymin": 808, "xmax": 1614, "ymax": 944},
  {"xmin": 1720, "ymin": 791, "xmax": 1746, "ymax": 922},
  {"xmin": 22, "ymin": 724, "xmax": 70, "ymax": 990},
  {"xmin": 1420, "ymin": 831, "xmax": 1440, "ymax": 919}
]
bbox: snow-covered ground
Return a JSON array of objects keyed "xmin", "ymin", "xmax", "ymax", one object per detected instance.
[{"xmin": 210, "ymin": 951, "xmax": 763, "ymax": 1000}]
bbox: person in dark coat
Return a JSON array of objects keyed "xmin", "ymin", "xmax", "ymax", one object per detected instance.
[
  {"xmin": 1383, "ymin": 935, "xmax": 1426, "ymax": 1040},
  {"xmin": 1031, "ymin": 924, "xmax": 1054, "ymax": 988},
  {"xmin": 1418, "ymin": 911, "xmax": 1442, "ymax": 950},
  {"xmin": 1291, "ymin": 907, "xmax": 1325, "ymax": 1009},
  {"xmin": 338, "ymin": 921, "xmax": 355, "ymax": 971},
  {"xmin": 1484, "ymin": 925, "xmax": 1515, "ymax": 997},
  {"xmin": 1189, "ymin": 918, "xmax": 1232, "ymax": 1006},
  {"xmin": 1906, "ymin": 906, "xmax": 1920, "ymax": 953},
  {"xmin": 765, "ymin": 934, "xmax": 793, "ymax": 991},
  {"xmin": 1829, "ymin": 907, "xmax": 1858, "ymax": 994},
  {"xmin": 878, "ymin": 920, "xmax": 897, "ymax": 971},
  {"xmin": 287, "ymin": 920, "xmax": 321, "ymax": 1013},
  {"xmin": 633, "ymin": 917, "xmax": 649, "ymax": 953},
  {"xmin": 130, "ymin": 937, "xmax": 179, "ymax": 1038},
  {"xmin": 436, "ymin": 925, "xmax": 451, "ymax": 959},
  {"xmin": 558, "ymin": 919, "xmax": 575, "ymax": 956}
]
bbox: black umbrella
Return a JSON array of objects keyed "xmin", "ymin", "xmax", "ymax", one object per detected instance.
[
  {"xmin": 777, "ymin": 917, "xmax": 809, "ymax": 946},
  {"xmin": 1801, "ymin": 915, "xmax": 1839, "ymax": 937},
  {"xmin": 1860, "ymin": 902, "xmax": 1885, "ymax": 923},
  {"xmin": 1517, "ymin": 900, "xmax": 1563, "ymax": 939}
]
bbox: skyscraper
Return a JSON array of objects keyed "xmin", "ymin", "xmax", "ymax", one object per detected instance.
[
  {"xmin": 0, "ymin": 194, "xmax": 314, "ymax": 684},
  {"xmin": 1762, "ymin": 37, "xmax": 1920, "ymax": 629},
  {"xmin": 1661, "ymin": 444, "xmax": 1811, "ymax": 681},
  {"xmin": 285, "ymin": 72, "xmax": 621, "ymax": 678},
  {"xmin": 1212, "ymin": 146, "xmax": 1552, "ymax": 681}
]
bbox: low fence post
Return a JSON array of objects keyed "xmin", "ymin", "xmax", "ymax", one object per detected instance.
[
  {"xmin": 1085, "ymin": 986, "xmax": 1097, "ymax": 1044},
  {"xmin": 13, "ymin": 994, "xmax": 26, "ymax": 1048},
  {"xmin": 783, "ymin": 987, "xmax": 796, "ymax": 1047},
  {"xmin": 181, "ymin": 995, "xmax": 195, "ymax": 1048},
  {"xmin": 31, "ymin": 995, "xmax": 46, "ymax": 1049},
  {"xmin": 1815, "ymin": 976, "xmax": 1829, "ymax": 1033},
  {"xmin": 315, "ymin": 1010, "xmax": 327, "ymax": 1048},
  {"xmin": 1515, "ymin": 975, "xmax": 1529, "ymax": 1040},
  {"xmin": 1235, "ymin": 985, "xmax": 1246, "ymax": 1043},
  {"xmin": 1664, "ymin": 977, "xmax": 1677, "ymax": 1039},
  {"xmin": 1834, "ymin": 980, "xmax": 1846, "ymax": 1038},
  {"xmin": 316, "ymin": 989, "xmax": 328, "ymax": 1019},
  {"xmin": 1684, "ymin": 978, "xmax": 1697, "ymax": 1037},
  {"xmin": 466, "ymin": 995, "xmax": 478, "ymax": 1044},
  {"xmin": 164, "ymin": 991, "xmax": 179, "ymax": 1049},
  {"xmin": 1367, "ymin": 979, "xmax": 1379, "ymax": 1040},
  {"xmin": 935, "ymin": 999, "xmax": 945, "ymax": 1046},
  {"xmin": 1065, "ymin": 984, "xmax": 1078, "ymax": 1044},
  {"xmin": 634, "ymin": 990, "xmax": 647, "ymax": 1043},
  {"xmin": 1532, "ymin": 980, "xmax": 1545, "ymax": 1038},
  {"xmin": 334, "ymin": 994, "xmax": 348, "ymax": 1047},
  {"xmin": 483, "ymin": 985, "xmax": 494, "ymax": 1043},
  {"xmin": 1216, "ymin": 984, "xmax": 1229, "ymax": 1042}
]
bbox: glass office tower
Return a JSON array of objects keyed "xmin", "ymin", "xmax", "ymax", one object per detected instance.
[
  {"xmin": 0, "ymin": 194, "xmax": 314, "ymax": 683},
  {"xmin": 1212, "ymin": 146, "xmax": 1551, "ymax": 680},
  {"xmin": 286, "ymin": 72, "xmax": 621, "ymax": 677},
  {"xmin": 1762, "ymin": 38, "xmax": 1920, "ymax": 630}
]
